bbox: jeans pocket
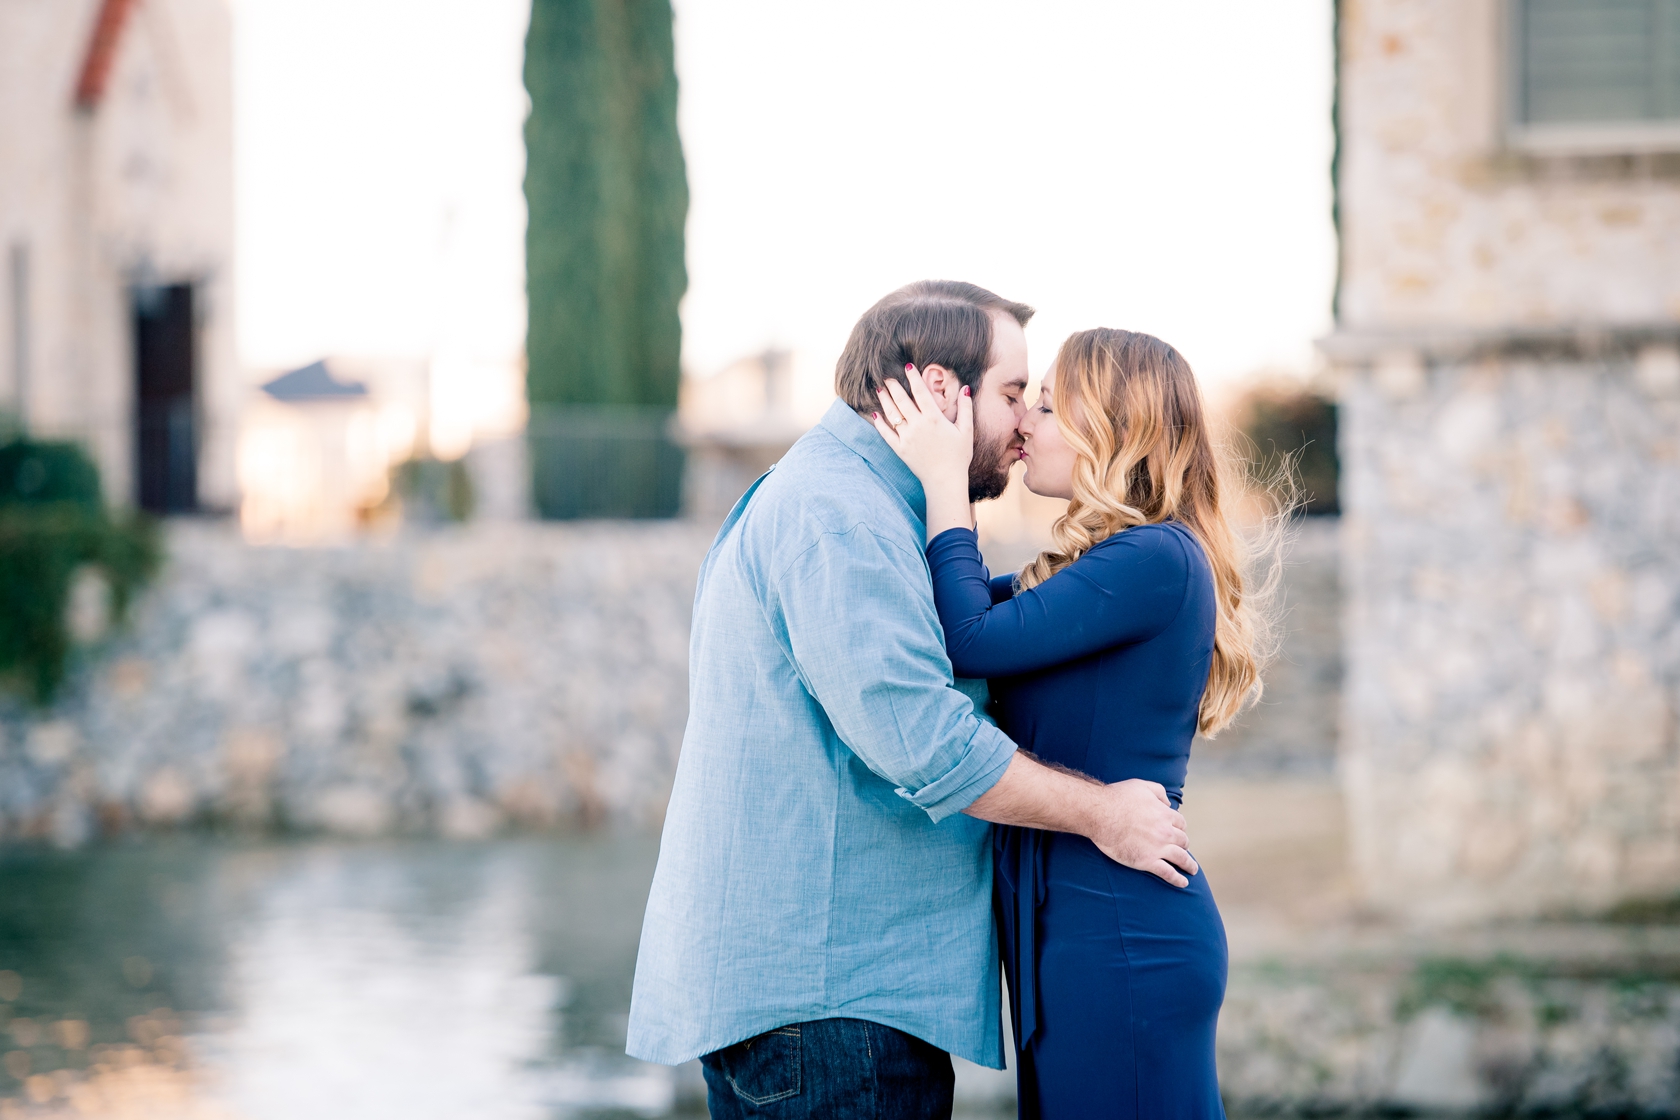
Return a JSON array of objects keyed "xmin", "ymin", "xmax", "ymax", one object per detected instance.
[{"xmin": 718, "ymin": 1026, "xmax": 802, "ymax": 1105}]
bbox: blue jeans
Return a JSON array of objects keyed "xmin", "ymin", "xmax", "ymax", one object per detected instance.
[{"xmin": 700, "ymin": 1017, "xmax": 954, "ymax": 1119}]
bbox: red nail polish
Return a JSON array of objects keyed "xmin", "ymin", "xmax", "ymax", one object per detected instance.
[
  {"xmin": 905, "ymin": 363, "xmax": 914, "ymax": 373},
  {"xmin": 962, "ymin": 386, "xmax": 971, "ymax": 396},
  {"xmin": 871, "ymin": 412, "xmax": 879, "ymax": 420}
]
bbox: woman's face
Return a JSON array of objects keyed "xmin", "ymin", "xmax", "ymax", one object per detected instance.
[{"xmin": 1019, "ymin": 369, "xmax": 1079, "ymax": 500}]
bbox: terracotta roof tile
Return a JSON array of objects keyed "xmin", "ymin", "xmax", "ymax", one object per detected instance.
[{"xmin": 74, "ymin": 0, "xmax": 140, "ymax": 111}]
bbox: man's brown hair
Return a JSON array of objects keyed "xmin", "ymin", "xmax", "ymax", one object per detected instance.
[{"xmin": 834, "ymin": 280, "xmax": 1035, "ymax": 414}]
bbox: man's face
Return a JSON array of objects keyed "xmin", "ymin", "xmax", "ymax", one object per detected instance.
[{"xmin": 968, "ymin": 312, "xmax": 1030, "ymax": 502}]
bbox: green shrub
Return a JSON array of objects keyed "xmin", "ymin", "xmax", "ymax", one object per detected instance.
[
  {"xmin": 0, "ymin": 438, "xmax": 105, "ymax": 510},
  {"xmin": 1231, "ymin": 383, "xmax": 1339, "ymax": 515},
  {"xmin": 391, "ymin": 455, "xmax": 476, "ymax": 523},
  {"xmin": 0, "ymin": 439, "xmax": 161, "ymax": 704}
]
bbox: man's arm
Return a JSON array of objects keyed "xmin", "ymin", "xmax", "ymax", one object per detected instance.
[
  {"xmin": 774, "ymin": 522, "xmax": 1197, "ymax": 886},
  {"xmin": 965, "ymin": 752, "xmax": 1199, "ymax": 888},
  {"xmin": 775, "ymin": 525, "xmax": 1020, "ymax": 823}
]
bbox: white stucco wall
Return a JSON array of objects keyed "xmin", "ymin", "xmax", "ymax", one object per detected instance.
[{"xmin": 0, "ymin": 0, "xmax": 238, "ymax": 509}]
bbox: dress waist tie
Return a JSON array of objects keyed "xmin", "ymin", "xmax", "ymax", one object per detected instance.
[
  {"xmin": 1002, "ymin": 786, "xmax": 1184, "ymax": 1052},
  {"xmin": 1016, "ymin": 826, "xmax": 1047, "ymax": 1047}
]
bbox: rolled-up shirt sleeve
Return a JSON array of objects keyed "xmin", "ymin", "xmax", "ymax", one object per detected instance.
[{"xmin": 771, "ymin": 524, "xmax": 1017, "ymax": 822}]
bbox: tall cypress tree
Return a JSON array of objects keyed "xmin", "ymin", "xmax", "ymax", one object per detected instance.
[{"xmin": 524, "ymin": 0, "xmax": 688, "ymax": 516}]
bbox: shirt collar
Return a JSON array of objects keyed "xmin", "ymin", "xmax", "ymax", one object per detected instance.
[{"xmin": 817, "ymin": 398, "xmax": 927, "ymax": 527}]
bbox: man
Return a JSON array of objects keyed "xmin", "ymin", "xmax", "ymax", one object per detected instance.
[{"xmin": 628, "ymin": 280, "xmax": 1196, "ymax": 1118}]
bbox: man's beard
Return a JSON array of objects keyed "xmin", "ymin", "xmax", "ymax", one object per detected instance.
[{"xmin": 968, "ymin": 425, "xmax": 1020, "ymax": 503}]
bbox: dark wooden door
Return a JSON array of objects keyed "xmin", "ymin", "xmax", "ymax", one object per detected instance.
[{"xmin": 133, "ymin": 283, "xmax": 197, "ymax": 513}]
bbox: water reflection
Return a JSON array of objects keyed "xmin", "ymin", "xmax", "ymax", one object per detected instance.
[
  {"xmin": 2, "ymin": 835, "xmax": 1511, "ymax": 1119},
  {"xmin": 0, "ymin": 836, "xmax": 689, "ymax": 1119}
]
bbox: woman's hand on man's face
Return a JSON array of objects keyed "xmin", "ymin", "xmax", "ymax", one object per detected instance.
[
  {"xmin": 872, "ymin": 366, "xmax": 978, "ymax": 536},
  {"xmin": 870, "ymin": 365, "xmax": 974, "ymax": 488}
]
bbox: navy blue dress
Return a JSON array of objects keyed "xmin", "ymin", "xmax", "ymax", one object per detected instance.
[{"xmin": 926, "ymin": 522, "xmax": 1227, "ymax": 1119}]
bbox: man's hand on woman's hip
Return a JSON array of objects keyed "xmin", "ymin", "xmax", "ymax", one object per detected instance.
[
  {"xmin": 1088, "ymin": 778, "xmax": 1198, "ymax": 888},
  {"xmin": 963, "ymin": 754, "xmax": 1198, "ymax": 887}
]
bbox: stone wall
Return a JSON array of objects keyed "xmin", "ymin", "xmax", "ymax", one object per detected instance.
[
  {"xmin": 1191, "ymin": 516, "xmax": 1342, "ymax": 780},
  {"xmin": 0, "ymin": 513, "xmax": 1348, "ymax": 847},
  {"xmin": 1331, "ymin": 0, "xmax": 1680, "ymax": 921},
  {"xmin": 1338, "ymin": 349, "xmax": 1680, "ymax": 923},
  {"xmin": 1219, "ymin": 946, "xmax": 1680, "ymax": 1116},
  {"xmin": 0, "ymin": 521, "xmax": 715, "ymax": 844}
]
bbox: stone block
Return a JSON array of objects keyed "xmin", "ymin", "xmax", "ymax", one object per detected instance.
[
  {"xmin": 1390, "ymin": 1008, "xmax": 1485, "ymax": 1110},
  {"xmin": 1338, "ymin": 355, "xmax": 1680, "ymax": 921}
]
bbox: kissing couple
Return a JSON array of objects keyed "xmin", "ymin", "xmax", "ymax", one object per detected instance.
[{"xmin": 629, "ymin": 280, "xmax": 1271, "ymax": 1119}]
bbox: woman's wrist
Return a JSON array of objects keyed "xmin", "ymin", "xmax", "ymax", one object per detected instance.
[{"xmin": 924, "ymin": 476, "xmax": 973, "ymax": 537}]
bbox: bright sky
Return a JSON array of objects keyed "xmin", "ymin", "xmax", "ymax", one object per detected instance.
[{"xmin": 234, "ymin": 0, "xmax": 1335, "ymax": 415}]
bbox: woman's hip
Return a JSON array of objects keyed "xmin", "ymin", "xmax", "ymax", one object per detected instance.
[{"xmin": 999, "ymin": 831, "xmax": 1228, "ymax": 971}]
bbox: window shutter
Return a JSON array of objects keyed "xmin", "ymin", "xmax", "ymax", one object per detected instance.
[{"xmin": 1518, "ymin": 0, "xmax": 1680, "ymax": 124}]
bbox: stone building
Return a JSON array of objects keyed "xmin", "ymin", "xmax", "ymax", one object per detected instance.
[
  {"xmin": 1328, "ymin": 0, "xmax": 1680, "ymax": 921},
  {"xmin": 0, "ymin": 0, "xmax": 237, "ymax": 512}
]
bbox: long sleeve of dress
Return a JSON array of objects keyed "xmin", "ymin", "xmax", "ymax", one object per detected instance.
[{"xmin": 926, "ymin": 525, "xmax": 1193, "ymax": 679}]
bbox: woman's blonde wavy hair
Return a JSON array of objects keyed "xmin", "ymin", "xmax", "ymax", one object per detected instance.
[{"xmin": 1017, "ymin": 328, "xmax": 1288, "ymax": 736}]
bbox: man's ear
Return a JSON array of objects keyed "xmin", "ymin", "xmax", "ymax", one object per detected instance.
[{"xmin": 918, "ymin": 364, "xmax": 962, "ymax": 420}]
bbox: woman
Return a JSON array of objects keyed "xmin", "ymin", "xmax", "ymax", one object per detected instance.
[{"xmin": 871, "ymin": 328, "xmax": 1273, "ymax": 1118}]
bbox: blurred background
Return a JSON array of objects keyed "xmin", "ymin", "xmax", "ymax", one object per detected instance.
[{"xmin": 0, "ymin": 0, "xmax": 1677, "ymax": 1116}]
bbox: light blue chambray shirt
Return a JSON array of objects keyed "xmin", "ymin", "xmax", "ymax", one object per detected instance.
[{"xmin": 626, "ymin": 400, "xmax": 1018, "ymax": 1070}]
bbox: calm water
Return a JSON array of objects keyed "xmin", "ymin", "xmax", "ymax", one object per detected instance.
[
  {"xmin": 0, "ymin": 836, "xmax": 703, "ymax": 1118},
  {"xmin": 0, "ymin": 836, "xmax": 1538, "ymax": 1120},
  {"xmin": 0, "ymin": 836, "xmax": 1018, "ymax": 1120}
]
